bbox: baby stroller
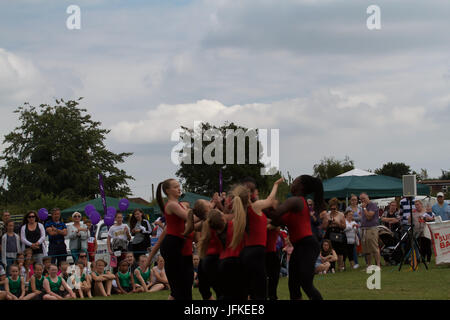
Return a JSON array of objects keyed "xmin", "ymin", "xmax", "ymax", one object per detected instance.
[{"xmin": 378, "ymin": 225, "xmax": 404, "ymax": 265}]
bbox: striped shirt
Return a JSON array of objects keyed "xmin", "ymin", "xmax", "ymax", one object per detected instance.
[{"xmin": 400, "ymin": 198, "xmax": 415, "ymax": 226}]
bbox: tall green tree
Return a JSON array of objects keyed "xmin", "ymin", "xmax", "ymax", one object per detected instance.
[
  {"xmin": 440, "ymin": 170, "xmax": 450, "ymax": 180},
  {"xmin": 375, "ymin": 162, "xmax": 411, "ymax": 179},
  {"xmin": 0, "ymin": 98, "xmax": 134, "ymax": 203},
  {"xmin": 175, "ymin": 122, "xmax": 273, "ymax": 196},
  {"xmin": 313, "ymin": 156, "xmax": 354, "ymax": 180}
]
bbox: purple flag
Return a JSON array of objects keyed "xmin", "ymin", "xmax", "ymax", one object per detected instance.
[
  {"xmin": 99, "ymin": 174, "xmax": 107, "ymax": 216},
  {"xmin": 219, "ymin": 169, "xmax": 223, "ymax": 194}
]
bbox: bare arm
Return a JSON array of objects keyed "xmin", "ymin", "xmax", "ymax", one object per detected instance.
[
  {"xmin": 267, "ymin": 197, "xmax": 304, "ymax": 221},
  {"xmin": 166, "ymin": 202, "xmax": 189, "ymax": 221},
  {"xmin": 145, "ymin": 228, "xmax": 167, "ymax": 269},
  {"xmin": 252, "ymin": 178, "xmax": 283, "ymax": 213}
]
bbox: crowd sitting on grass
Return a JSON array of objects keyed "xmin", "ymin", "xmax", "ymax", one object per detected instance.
[{"xmin": 0, "ymin": 188, "xmax": 448, "ymax": 301}]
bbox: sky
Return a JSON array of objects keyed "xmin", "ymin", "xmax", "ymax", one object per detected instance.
[{"xmin": 0, "ymin": 0, "xmax": 449, "ymax": 200}]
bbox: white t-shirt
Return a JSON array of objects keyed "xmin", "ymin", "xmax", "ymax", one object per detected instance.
[
  {"xmin": 344, "ymin": 220, "xmax": 358, "ymax": 244},
  {"xmin": 108, "ymin": 224, "xmax": 129, "ymax": 241}
]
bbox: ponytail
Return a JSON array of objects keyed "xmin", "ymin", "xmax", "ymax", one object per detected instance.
[
  {"xmin": 198, "ymin": 209, "xmax": 226, "ymax": 258},
  {"xmin": 230, "ymin": 185, "xmax": 249, "ymax": 250},
  {"xmin": 156, "ymin": 179, "xmax": 175, "ymax": 214},
  {"xmin": 294, "ymin": 175, "xmax": 325, "ymax": 213}
]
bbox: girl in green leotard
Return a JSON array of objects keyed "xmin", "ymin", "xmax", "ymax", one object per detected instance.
[
  {"xmin": 29, "ymin": 263, "xmax": 46, "ymax": 300},
  {"xmin": 134, "ymin": 255, "xmax": 151, "ymax": 292},
  {"xmin": 115, "ymin": 260, "xmax": 136, "ymax": 295},
  {"xmin": 5, "ymin": 265, "xmax": 37, "ymax": 300},
  {"xmin": 43, "ymin": 264, "xmax": 76, "ymax": 300}
]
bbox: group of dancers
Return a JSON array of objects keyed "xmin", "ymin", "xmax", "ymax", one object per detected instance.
[{"xmin": 147, "ymin": 174, "xmax": 325, "ymax": 300}]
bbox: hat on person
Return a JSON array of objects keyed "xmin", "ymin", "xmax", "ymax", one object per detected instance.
[
  {"xmin": 437, "ymin": 192, "xmax": 445, "ymax": 197},
  {"xmin": 72, "ymin": 211, "xmax": 82, "ymax": 218}
]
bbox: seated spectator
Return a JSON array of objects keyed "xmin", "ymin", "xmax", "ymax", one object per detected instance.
[
  {"xmin": 73, "ymin": 262, "xmax": 92, "ymax": 298},
  {"xmin": 125, "ymin": 252, "xmax": 138, "ymax": 274},
  {"xmin": 320, "ymin": 240, "xmax": 337, "ymax": 273},
  {"xmin": 5, "ymin": 264, "xmax": 37, "ymax": 300},
  {"xmin": 115, "ymin": 260, "xmax": 137, "ymax": 295},
  {"xmin": 42, "ymin": 264, "xmax": 76, "ymax": 300},
  {"xmin": 282, "ymin": 236, "xmax": 294, "ymax": 275},
  {"xmin": 29, "ymin": 263, "xmax": 46, "ymax": 300},
  {"xmin": 0, "ymin": 264, "xmax": 6, "ymax": 290},
  {"xmin": 77, "ymin": 252, "xmax": 92, "ymax": 275},
  {"xmin": 42, "ymin": 256, "xmax": 52, "ymax": 276},
  {"xmin": 1, "ymin": 220, "xmax": 22, "ymax": 273},
  {"xmin": 59, "ymin": 261, "xmax": 70, "ymax": 281},
  {"xmin": 134, "ymin": 255, "xmax": 151, "ymax": 292},
  {"xmin": 149, "ymin": 255, "xmax": 169, "ymax": 293},
  {"xmin": 314, "ymin": 255, "xmax": 331, "ymax": 274},
  {"xmin": 15, "ymin": 253, "xmax": 26, "ymax": 278},
  {"xmin": 91, "ymin": 259, "xmax": 115, "ymax": 297}
]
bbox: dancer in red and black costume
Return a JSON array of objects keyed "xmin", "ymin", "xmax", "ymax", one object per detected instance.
[
  {"xmin": 156, "ymin": 179, "xmax": 190, "ymax": 300},
  {"xmin": 233, "ymin": 178, "xmax": 283, "ymax": 300},
  {"xmin": 268, "ymin": 175, "xmax": 324, "ymax": 300}
]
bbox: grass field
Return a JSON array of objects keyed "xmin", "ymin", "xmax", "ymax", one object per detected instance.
[{"xmin": 89, "ymin": 259, "xmax": 450, "ymax": 300}]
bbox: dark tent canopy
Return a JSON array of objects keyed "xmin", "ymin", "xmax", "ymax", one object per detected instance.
[{"xmin": 323, "ymin": 174, "xmax": 430, "ymax": 199}]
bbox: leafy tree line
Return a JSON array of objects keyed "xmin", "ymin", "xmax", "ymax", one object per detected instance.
[{"xmin": 0, "ymin": 98, "xmax": 134, "ymax": 212}]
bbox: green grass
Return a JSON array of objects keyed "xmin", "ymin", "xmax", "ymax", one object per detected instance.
[{"xmin": 89, "ymin": 259, "xmax": 450, "ymax": 300}]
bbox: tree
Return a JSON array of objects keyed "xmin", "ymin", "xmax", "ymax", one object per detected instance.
[
  {"xmin": 439, "ymin": 170, "xmax": 450, "ymax": 180},
  {"xmin": 313, "ymin": 156, "xmax": 354, "ymax": 180},
  {"xmin": 0, "ymin": 98, "xmax": 134, "ymax": 204},
  {"xmin": 375, "ymin": 162, "xmax": 411, "ymax": 179},
  {"xmin": 175, "ymin": 122, "xmax": 272, "ymax": 196},
  {"xmin": 414, "ymin": 168, "xmax": 429, "ymax": 181}
]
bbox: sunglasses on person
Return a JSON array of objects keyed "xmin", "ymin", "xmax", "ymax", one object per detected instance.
[
  {"xmin": 73, "ymin": 215, "xmax": 81, "ymax": 218},
  {"xmin": 79, "ymin": 254, "xmax": 87, "ymax": 258},
  {"xmin": 28, "ymin": 215, "xmax": 36, "ymax": 219}
]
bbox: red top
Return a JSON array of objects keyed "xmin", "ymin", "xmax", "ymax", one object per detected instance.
[
  {"xmin": 244, "ymin": 205, "xmax": 267, "ymax": 247},
  {"xmin": 281, "ymin": 197, "xmax": 312, "ymax": 243},
  {"xmin": 266, "ymin": 228, "xmax": 280, "ymax": 253},
  {"xmin": 220, "ymin": 221, "xmax": 244, "ymax": 259},
  {"xmin": 206, "ymin": 229, "xmax": 223, "ymax": 256},
  {"xmin": 182, "ymin": 232, "xmax": 194, "ymax": 256},
  {"xmin": 164, "ymin": 202, "xmax": 186, "ymax": 239}
]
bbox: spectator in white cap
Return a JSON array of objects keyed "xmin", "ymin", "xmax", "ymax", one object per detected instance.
[{"xmin": 432, "ymin": 192, "xmax": 449, "ymax": 221}]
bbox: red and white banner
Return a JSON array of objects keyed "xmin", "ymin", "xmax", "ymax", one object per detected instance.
[{"xmin": 427, "ymin": 220, "xmax": 450, "ymax": 265}]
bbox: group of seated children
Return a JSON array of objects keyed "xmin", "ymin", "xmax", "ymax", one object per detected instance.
[{"xmin": 0, "ymin": 253, "xmax": 169, "ymax": 300}]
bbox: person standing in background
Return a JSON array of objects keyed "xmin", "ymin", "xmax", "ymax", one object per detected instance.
[
  {"xmin": 432, "ymin": 192, "xmax": 449, "ymax": 221},
  {"xmin": 45, "ymin": 208, "xmax": 68, "ymax": 266}
]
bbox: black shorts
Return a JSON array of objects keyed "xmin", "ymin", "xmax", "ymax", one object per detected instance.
[
  {"xmin": 122, "ymin": 286, "xmax": 133, "ymax": 293},
  {"xmin": 12, "ymin": 291, "xmax": 22, "ymax": 299}
]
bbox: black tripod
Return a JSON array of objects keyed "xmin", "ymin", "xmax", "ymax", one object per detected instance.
[{"xmin": 398, "ymin": 197, "xmax": 428, "ymax": 271}]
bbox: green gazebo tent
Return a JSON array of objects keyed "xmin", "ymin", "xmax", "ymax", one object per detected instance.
[
  {"xmin": 323, "ymin": 174, "xmax": 430, "ymax": 200},
  {"xmin": 61, "ymin": 196, "xmax": 156, "ymax": 222}
]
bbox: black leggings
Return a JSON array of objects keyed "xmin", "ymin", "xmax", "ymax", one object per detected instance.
[
  {"xmin": 160, "ymin": 234, "xmax": 187, "ymax": 300},
  {"xmin": 181, "ymin": 255, "xmax": 194, "ymax": 300},
  {"xmin": 218, "ymin": 257, "xmax": 247, "ymax": 300},
  {"xmin": 240, "ymin": 245, "xmax": 267, "ymax": 300},
  {"xmin": 265, "ymin": 251, "xmax": 281, "ymax": 300},
  {"xmin": 343, "ymin": 244, "xmax": 355, "ymax": 263},
  {"xmin": 289, "ymin": 236, "xmax": 323, "ymax": 300},
  {"xmin": 418, "ymin": 237, "xmax": 432, "ymax": 262},
  {"xmin": 198, "ymin": 254, "xmax": 221, "ymax": 300}
]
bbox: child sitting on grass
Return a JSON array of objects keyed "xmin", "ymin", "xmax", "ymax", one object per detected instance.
[
  {"xmin": 134, "ymin": 255, "xmax": 151, "ymax": 292},
  {"xmin": 115, "ymin": 260, "xmax": 137, "ymax": 295},
  {"xmin": 42, "ymin": 264, "xmax": 76, "ymax": 300},
  {"xmin": 5, "ymin": 264, "xmax": 38, "ymax": 300},
  {"xmin": 42, "ymin": 256, "xmax": 51, "ymax": 276},
  {"xmin": 148, "ymin": 255, "xmax": 169, "ymax": 293},
  {"xmin": 73, "ymin": 262, "xmax": 92, "ymax": 298},
  {"xmin": 91, "ymin": 259, "xmax": 115, "ymax": 297},
  {"xmin": 59, "ymin": 261, "xmax": 70, "ymax": 281},
  {"xmin": 29, "ymin": 263, "xmax": 46, "ymax": 300}
]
